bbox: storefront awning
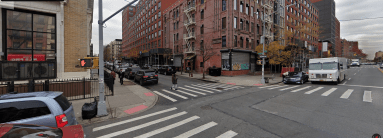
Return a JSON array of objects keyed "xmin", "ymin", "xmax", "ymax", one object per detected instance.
[{"xmin": 185, "ymin": 55, "xmax": 196, "ymax": 60}]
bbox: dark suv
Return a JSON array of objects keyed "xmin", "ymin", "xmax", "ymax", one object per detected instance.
[
  {"xmin": 134, "ymin": 69, "xmax": 158, "ymax": 85},
  {"xmin": 124, "ymin": 67, "xmax": 140, "ymax": 79},
  {"xmin": 0, "ymin": 91, "xmax": 77, "ymax": 128},
  {"xmin": 159, "ymin": 65, "xmax": 176, "ymax": 75}
]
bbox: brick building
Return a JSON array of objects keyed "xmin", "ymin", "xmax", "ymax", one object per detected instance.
[
  {"xmin": 334, "ymin": 17, "xmax": 341, "ymax": 57},
  {"xmin": 0, "ymin": 0, "xmax": 94, "ymax": 80}
]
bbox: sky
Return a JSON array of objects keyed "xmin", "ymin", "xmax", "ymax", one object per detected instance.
[{"xmin": 92, "ymin": 0, "xmax": 383, "ymax": 59}]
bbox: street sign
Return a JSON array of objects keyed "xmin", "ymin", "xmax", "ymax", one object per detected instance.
[{"xmin": 260, "ymin": 55, "xmax": 267, "ymax": 58}]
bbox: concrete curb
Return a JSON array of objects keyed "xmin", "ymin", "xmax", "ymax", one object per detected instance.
[{"xmin": 378, "ymin": 67, "xmax": 383, "ymax": 73}]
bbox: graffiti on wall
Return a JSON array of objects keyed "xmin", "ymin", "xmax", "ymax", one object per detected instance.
[
  {"xmin": 241, "ymin": 63, "xmax": 249, "ymax": 70},
  {"xmin": 233, "ymin": 63, "xmax": 241, "ymax": 70},
  {"xmin": 232, "ymin": 63, "xmax": 249, "ymax": 70},
  {"xmin": 222, "ymin": 59, "xmax": 230, "ymax": 70}
]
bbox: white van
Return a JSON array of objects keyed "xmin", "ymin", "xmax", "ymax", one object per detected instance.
[{"xmin": 308, "ymin": 57, "xmax": 348, "ymax": 84}]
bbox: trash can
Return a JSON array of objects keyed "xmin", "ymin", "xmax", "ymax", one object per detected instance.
[
  {"xmin": 209, "ymin": 67, "xmax": 222, "ymax": 76},
  {"xmin": 82, "ymin": 97, "xmax": 98, "ymax": 119}
]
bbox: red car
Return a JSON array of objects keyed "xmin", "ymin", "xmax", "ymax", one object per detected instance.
[{"xmin": 0, "ymin": 124, "xmax": 85, "ymax": 138}]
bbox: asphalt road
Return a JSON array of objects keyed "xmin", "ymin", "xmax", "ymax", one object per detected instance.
[{"xmin": 83, "ymin": 65, "xmax": 383, "ymax": 138}]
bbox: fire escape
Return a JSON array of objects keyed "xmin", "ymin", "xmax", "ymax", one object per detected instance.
[
  {"xmin": 183, "ymin": 1, "xmax": 196, "ymax": 53},
  {"xmin": 262, "ymin": 0, "xmax": 274, "ymax": 42}
]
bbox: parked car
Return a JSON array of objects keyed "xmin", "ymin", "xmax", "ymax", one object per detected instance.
[
  {"xmin": 159, "ymin": 65, "xmax": 176, "ymax": 75},
  {"xmin": 283, "ymin": 72, "xmax": 309, "ymax": 84},
  {"xmin": 0, "ymin": 91, "xmax": 78, "ymax": 128},
  {"xmin": 124, "ymin": 67, "xmax": 141, "ymax": 79},
  {"xmin": 0, "ymin": 123, "xmax": 85, "ymax": 138},
  {"xmin": 380, "ymin": 63, "xmax": 383, "ymax": 68},
  {"xmin": 152, "ymin": 65, "xmax": 161, "ymax": 73},
  {"xmin": 134, "ymin": 69, "xmax": 158, "ymax": 85},
  {"xmin": 117, "ymin": 65, "xmax": 129, "ymax": 74}
]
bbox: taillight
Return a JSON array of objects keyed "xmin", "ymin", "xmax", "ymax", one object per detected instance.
[
  {"xmin": 55, "ymin": 114, "xmax": 68, "ymax": 128},
  {"xmin": 143, "ymin": 76, "xmax": 148, "ymax": 78},
  {"xmin": 155, "ymin": 75, "xmax": 158, "ymax": 77},
  {"xmin": 167, "ymin": 69, "xmax": 169, "ymax": 71}
]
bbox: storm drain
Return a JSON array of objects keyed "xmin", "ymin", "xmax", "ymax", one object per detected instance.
[{"xmin": 200, "ymin": 105, "xmax": 212, "ymax": 110}]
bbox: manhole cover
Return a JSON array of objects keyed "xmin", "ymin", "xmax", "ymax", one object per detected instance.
[
  {"xmin": 200, "ymin": 105, "xmax": 212, "ymax": 110},
  {"xmin": 216, "ymin": 88, "xmax": 224, "ymax": 90}
]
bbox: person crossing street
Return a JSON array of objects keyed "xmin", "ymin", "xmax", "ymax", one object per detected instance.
[{"xmin": 171, "ymin": 74, "xmax": 178, "ymax": 90}]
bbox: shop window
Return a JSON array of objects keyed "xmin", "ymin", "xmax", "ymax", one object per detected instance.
[{"xmin": 200, "ymin": 62, "xmax": 204, "ymax": 67}]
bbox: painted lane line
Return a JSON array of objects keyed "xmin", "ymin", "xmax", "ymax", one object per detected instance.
[
  {"xmin": 152, "ymin": 91, "xmax": 177, "ymax": 102},
  {"xmin": 93, "ymin": 107, "xmax": 178, "ymax": 132},
  {"xmin": 342, "ymin": 81, "xmax": 347, "ymax": 85},
  {"xmin": 321, "ymin": 88, "xmax": 337, "ymax": 96},
  {"xmin": 174, "ymin": 122, "xmax": 218, "ymax": 138},
  {"xmin": 216, "ymin": 130, "xmax": 238, "ymax": 138},
  {"xmin": 304, "ymin": 87, "xmax": 324, "ymax": 94},
  {"xmin": 185, "ymin": 85, "xmax": 214, "ymax": 93},
  {"xmin": 175, "ymin": 90, "xmax": 198, "ymax": 97},
  {"xmin": 178, "ymin": 87, "xmax": 207, "ymax": 95},
  {"xmin": 268, "ymin": 85, "xmax": 288, "ymax": 90},
  {"xmin": 340, "ymin": 89, "xmax": 354, "ymax": 99},
  {"xmin": 363, "ymin": 91, "xmax": 372, "ymax": 102},
  {"xmin": 191, "ymin": 84, "xmax": 222, "ymax": 92},
  {"xmin": 280, "ymin": 85, "xmax": 300, "ymax": 91},
  {"xmin": 97, "ymin": 111, "xmax": 187, "ymax": 138},
  {"xmin": 291, "ymin": 86, "xmax": 311, "ymax": 92},
  {"xmin": 162, "ymin": 89, "xmax": 188, "ymax": 99},
  {"xmin": 348, "ymin": 78, "xmax": 351, "ymax": 80},
  {"xmin": 134, "ymin": 116, "xmax": 200, "ymax": 138}
]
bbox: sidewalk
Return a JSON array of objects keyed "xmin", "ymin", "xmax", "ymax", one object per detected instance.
[
  {"xmin": 71, "ymin": 76, "xmax": 157, "ymax": 125},
  {"xmin": 175, "ymin": 72, "xmax": 282, "ymax": 86}
]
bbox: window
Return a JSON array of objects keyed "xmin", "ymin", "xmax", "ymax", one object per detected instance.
[
  {"xmin": 240, "ymin": 37, "xmax": 243, "ymax": 48},
  {"xmin": 222, "ymin": 0, "xmax": 226, "ymax": 11},
  {"xmin": 155, "ymin": 5, "xmax": 157, "ymax": 11},
  {"xmin": 158, "ymin": 40, "xmax": 161, "ymax": 47},
  {"xmin": 201, "ymin": 25, "xmax": 204, "ymax": 34},
  {"xmin": 55, "ymin": 95, "xmax": 71, "ymax": 111},
  {"xmin": 240, "ymin": 1, "xmax": 243, "ymax": 12},
  {"xmin": 234, "ymin": 0, "xmax": 237, "ymax": 10},
  {"xmin": 246, "ymin": 38, "xmax": 249, "ymax": 48},
  {"xmin": 251, "ymin": 7, "xmax": 254, "ymax": 16},
  {"xmin": 201, "ymin": 10, "xmax": 204, "ymax": 19},
  {"xmin": 0, "ymin": 101, "xmax": 51, "ymax": 123},
  {"xmin": 234, "ymin": 35, "xmax": 237, "ymax": 47},
  {"xmin": 192, "ymin": 42, "xmax": 195, "ymax": 51},
  {"xmin": 158, "ymin": 30, "xmax": 161, "ymax": 36},
  {"xmin": 257, "ymin": 9, "xmax": 259, "ymax": 19},
  {"xmin": 251, "ymin": 22, "xmax": 254, "ymax": 33},
  {"xmin": 174, "ymin": 23, "xmax": 176, "ymax": 30},
  {"xmin": 251, "ymin": 39, "xmax": 255, "ymax": 49},
  {"xmin": 155, "ymin": 14, "xmax": 157, "ymax": 20},
  {"xmin": 159, "ymin": 21, "xmax": 161, "ymax": 27},
  {"xmin": 240, "ymin": 19, "xmax": 243, "ymax": 30},
  {"xmin": 158, "ymin": 11, "xmax": 161, "ymax": 17},
  {"xmin": 246, "ymin": 4, "xmax": 249, "ymax": 15},
  {"xmin": 246, "ymin": 21, "xmax": 249, "ymax": 31},
  {"xmin": 234, "ymin": 17, "xmax": 237, "ymax": 28},
  {"xmin": 129, "ymin": 7, "xmax": 134, "ymax": 11},
  {"xmin": 176, "ymin": 9, "xmax": 179, "ymax": 17},
  {"xmin": 201, "ymin": 0, "xmax": 204, "ymax": 4},
  {"xmin": 222, "ymin": 36, "xmax": 226, "ymax": 47},
  {"xmin": 200, "ymin": 62, "xmax": 204, "ymax": 67},
  {"xmin": 222, "ymin": 17, "xmax": 226, "ymax": 29},
  {"xmin": 158, "ymin": 2, "xmax": 161, "ymax": 8}
]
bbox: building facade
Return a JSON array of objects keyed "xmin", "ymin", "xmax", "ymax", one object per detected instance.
[
  {"xmin": 0, "ymin": 0, "xmax": 94, "ymax": 80},
  {"xmin": 109, "ymin": 39, "xmax": 122, "ymax": 61}
]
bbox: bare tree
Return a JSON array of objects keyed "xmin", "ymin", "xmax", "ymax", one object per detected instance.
[
  {"xmin": 103, "ymin": 45, "xmax": 111, "ymax": 61},
  {"xmin": 199, "ymin": 42, "xmax": 217, "ymax": 79}
]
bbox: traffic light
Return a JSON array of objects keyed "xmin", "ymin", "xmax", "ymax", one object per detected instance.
[{"xmin": 80, "ymin": 59, "xmax": 92, "ymax": 67}]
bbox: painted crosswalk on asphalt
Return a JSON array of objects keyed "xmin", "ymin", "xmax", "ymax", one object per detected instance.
[
  {"xmin": 321, "ymin": 88, "xmax": 337, "ymax": 96},
  {"xmin": 153, "ymin": 83, "xmax": 245, "ymax": 102},
  {"xmin": 92, "ymin": 108, "xmax": 239, "ymax": 138},
  {"xmin": 291, "ymin": 86, "xmax": 311, "ymax": 92}
]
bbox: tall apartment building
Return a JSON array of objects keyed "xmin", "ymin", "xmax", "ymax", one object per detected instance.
[
  {"xmin": 311, "ymin": 0, "xmax": 337, "ymax": 56},
  {"xmin": 109, "ymin": 39, "xmax": 122, "ymax": 61},
  {"xmin": 0, "ymin": 0, "xmax": 94, "ymax": 79},
  {"xmin": 122, "ymin": 6, "xmax": 136, "ymax": 61}
]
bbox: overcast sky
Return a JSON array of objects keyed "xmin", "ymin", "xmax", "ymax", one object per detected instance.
[{"xmin": 92, "ymin": 0, "xmax": 383, "ymax": 59}]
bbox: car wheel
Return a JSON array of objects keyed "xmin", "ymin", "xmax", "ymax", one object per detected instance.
[{"xmin": 140, "ymin": 79, "xmax": 144, "ymax": 86}]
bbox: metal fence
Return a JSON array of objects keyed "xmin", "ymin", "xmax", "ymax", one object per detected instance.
[{"xmin": 0, "ymin": 77, "xmax": 114, "ymax": 101}]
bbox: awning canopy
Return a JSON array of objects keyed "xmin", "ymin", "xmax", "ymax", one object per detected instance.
[{"xmin": 185, "ymin": 55, "xmax": 196, "ymax": 60}]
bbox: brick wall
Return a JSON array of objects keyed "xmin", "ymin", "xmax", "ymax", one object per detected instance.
[{"xmin": 64, "ymin": 0, "xmax": 89, "ymax": 72}]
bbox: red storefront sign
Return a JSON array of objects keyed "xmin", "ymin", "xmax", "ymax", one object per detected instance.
[{"xmin": 7, "ymin": 54, "xmax": 46, "ymax": 61}]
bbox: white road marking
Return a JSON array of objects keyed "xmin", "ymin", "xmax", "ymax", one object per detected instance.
[
  {"xmin": 152, "ymin": 91, "xmax": 177, "ymax": 102},
  {"xmin": 191, "ymin": 84, "xmax": 222, "ymax": 92},
  {"xmin": 162, "ymin": 89, "xmax": 188, "ymax": 99},
  {"xmin": 340, "ymin": 89, "xmax": 354, "ymax": 99},
  {"xmin": 174, "ymin": 122, "xmax": 217, "ymax": 138},
  {"xmin": 304, "ymin": 87, "xmax": 324, "ymax": 94},
  {"xmin": 354, "ymin": 73, "xmax": 356, "ymax": 75},
  {"xmin": 268, "ymin": 85, "xmax": 287, "ymax": 90},
  {"xmin": 175, "ymin": 90, "xmax": 198, "ymax": 97},
  {"xmin": 363, "ymin": 91, "xmax": 372, "ymax": 102},
  {"xmin": 291, "ymin": 86, "xmax": 311, "ymax": 92},
  {"xmin": 321, "ymin": 88, "xmax": 337, "ymax": 96},
  {"xmin": 93, "ymin": 107, "xmax": 178, "ymax": 132},
  {"xmin": 197, "ymin": 83, "xmax": 222, "ymax": 87},
  {"xmin": 97, "ymin": 111, "xmax": 187, "ymax": 138},
  {"xmin": 198, "ymin": 83, "xmax": 228, "ymax": 89},
  {"xmin": 280, "ymin": 85, "xmax": 300, "ymax": 91},
  {"xmin": 342, "ymin": 81, "xmax": 347, "ymax": 85},
  {"xmin": 338, "ymin": 84, "xmax": 383, "ymax": 89},
  {"xmin": 178, "ymin": 87, "xmax": 207, "ymax": 95},
  {"xmin": 259, "ymin": 85, "xmax": 278, "ymax": 89},
  {"xmin": 348, "ymin": 78, "xmax": 351, "ymax": 80},
  {"xmin": 134, "ymin": 116, "xmax": 200, "ymax": 138},
  {"xmin": 216, "ymin": 130, "xmax": 238, "ymax": 138},
  {"xmin": 185, "ymin": 85, "xmax": 214, "ymax": 93}
]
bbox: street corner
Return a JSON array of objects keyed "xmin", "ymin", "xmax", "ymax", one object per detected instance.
[{"xmin": 378, "ymin": 67, "xmax": 383, "ymax": 73}]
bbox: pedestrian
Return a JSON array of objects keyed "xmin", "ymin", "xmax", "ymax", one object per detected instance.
[
  {"xmin": 120, "ymin": 72, "xmax": 124, "ymax": 85},
  {"xmin": 187, "ymin": 67, "xmax": 191, "ymax": 77},
  {"xmin": 111, "ymin": 71, "xmax": 116, "ymax": 79},
  {"xmin": 171, "ymin": 74, "xmax": 178, "ymax": 90}
]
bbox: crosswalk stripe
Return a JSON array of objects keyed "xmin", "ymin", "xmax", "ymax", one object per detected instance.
[
  {"xmin": 216, "ymin": 130, "xmax": 238, "ymax": 138},
  {"xmin": 304, "ymin": 87, "xmax": 324, "ymax": 94},
  {"xmin": 268, "ymin": 85, "xmax": 287, "ymax": 90},
  {"xmin": 191, "ymin": 84, "xmax": 222, "ymax": 92},
  {"xmin": 197, "ymin": 83, "xmax": 221, "ymax": 87},
  {"xmin": 279, "ymin": 85, "xmax": 300, "ymax": 91},
  {"xmin": 175, "ymin": 90, "xmax": 198, "ymax": 97},
  {"xmin": 185, "ymin": 85, "xmax": 214, "ymax": 93},
  {"xmin": 202, "ymin": 84, "xmax": 229, "ymax": 88},
  {"xmin": 259, "ymin": 85, "xmax": 276, "ymax": 89},
  {"xmin": 174, "ymin": 122, "xmax": 218, "ymax": 138},
  {"xmin": 152, "ymin": 91, "xmax": 177, "ymax": 102},
  {"xmin": 291, "ymin": 86, "xmax": 311, "ymax": 92},
  {"xmin": 363, "ymin": 91, "xmax": 372, "ymax": 102},
  {"xmin": 93, "ymin": 107, "xmax": 178, "ymax": 132},
  {"xmin": 223, "ymin": 86, "xmax": 243, "ymax": 90},
  {"xmin": 321, "ymin": 88, "xmax": 337, "ymax": 96},
  {"xmin": 178, "ymin": 87, "xmax": 207, "ymax": 95},
  {"xmin": 340, "ymin": 89, "xmax": 354, "ymax": 99},
  {"xmin": 134, "ymin": 116, "xmax": 200, "ymax": 138},
  {"xmin": 97, "ymin": 111, "xmax": 187, "ymax": 138},
  {"xmin": 221, "ymin": 85, "xmax": 244, "ymax": 89},
  {"xmin": 162, "ymin": 89, "xmax": 188, "ymax": 99}
]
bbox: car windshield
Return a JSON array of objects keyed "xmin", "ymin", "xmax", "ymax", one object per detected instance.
[
  {"xmin": 323, "ymin": 62, "xmax": 338, "ymax": 70},
  {"xmin": 1, "ymin": 124, "xmax": 63, "ymax": 138},
  {"xmin": 309, "ymin": 63, "xmax": 322, "ymax": 70}
]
